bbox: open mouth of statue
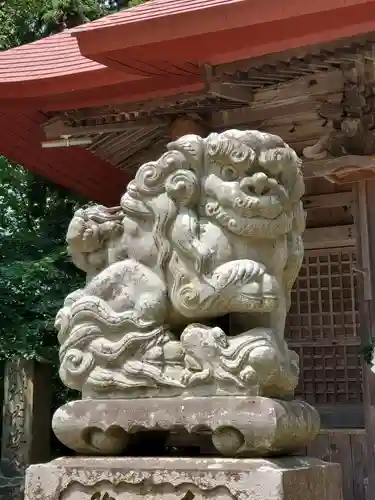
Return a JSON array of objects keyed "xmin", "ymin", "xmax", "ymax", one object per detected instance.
[
  {"xmin": 232, "ymin": 194, "xmax": 284, "ymax": 219},
  {"xmin": 205, "ymin": 201, "xmax": 293, "ymax": 239}
]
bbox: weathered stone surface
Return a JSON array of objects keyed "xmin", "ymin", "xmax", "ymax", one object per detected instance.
[
  {"xmin": 52, "ymin": 396, "xmax": 319, "ymax": 457},
  {"xmin": 24, "ymin": 456, "xmax": 343, "ymax": 500},
  {"xmin": 56, "ymin": 130, "xmax": 305, "ymax": 400}
]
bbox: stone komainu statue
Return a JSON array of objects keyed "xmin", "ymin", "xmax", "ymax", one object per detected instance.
[{"xmin": 56, "ymin": 129, "xmax": 305, "ymax": 400}]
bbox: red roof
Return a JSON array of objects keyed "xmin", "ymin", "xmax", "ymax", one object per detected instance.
[
  {"xmin": 0, "ymin": 30, "xmax": 144, "ymax": 101},
  {"xmin": 0, "ymin": 31, "xmax": 99, "ymax": 81},
  {"xmin": 1, "ymin": 0, "xmax": 375, "ymax": 202}
]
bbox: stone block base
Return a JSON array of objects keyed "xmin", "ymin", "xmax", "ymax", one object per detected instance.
[
  {"xmin": 24, "ymin": 456, "xmax": 343, "ymax": 500},
  {"xmin": 53, "ymin": 396, "xmax": 320, "ymax": 457}
]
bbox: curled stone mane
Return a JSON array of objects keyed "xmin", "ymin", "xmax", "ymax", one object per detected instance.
[
  {"xmin": 66, "ymin": 204, "xmax": 124, "ymax": 266},
  {"xmin": 120, "ymin": 135, "xmax": 204, "ymax": 272},
  {"xmin": 120, "ymin": 134, "xmax": 204, "ymax": 211}
]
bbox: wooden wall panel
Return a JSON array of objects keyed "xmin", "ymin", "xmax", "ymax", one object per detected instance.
[{"xmin": 305, "ymin": 430, "xmax": 369, "ymax": 500}]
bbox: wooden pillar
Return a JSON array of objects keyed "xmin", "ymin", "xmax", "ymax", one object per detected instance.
[
  {"xmin": 353, "ymin": 180, "xmax": 375, "ymax": 495},
  {"xmin": 0, "ymin": 359, "xmax": 52, "ymax": 500}
]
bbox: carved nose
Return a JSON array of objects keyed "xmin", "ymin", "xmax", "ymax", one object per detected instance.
[{"xmin": 240, "ymin": 172, "xmax": 269, "ymax": 196}]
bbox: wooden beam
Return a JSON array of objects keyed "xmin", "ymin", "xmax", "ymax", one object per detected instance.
[
  {"xmin": 352, "ymin": 180, "xmax": 375, "ymax": 494},
  {"xmin": 303, "ymin": 191, "xmax": 354, "ymax": 210},
  {"xmin": 357, "ymin": 182, "xmax": 372, "ymax": 301},
  {"xmin": 208, "ymin": 81, "xmax": 253, "ymax": 103},
  {"xmin": 303, "ymin": 155, "xmax": 375, "ymax": 182},
  {"xmin": 213, "ymin": 99, "xmax": 316, "ymax": 126},
  {"xmin": 303, "ymin": 225, "xmax": 356, "ymax": 249}
]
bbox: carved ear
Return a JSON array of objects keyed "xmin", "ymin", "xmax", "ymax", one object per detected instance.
[{"xmin": 165, "ymin": 169, "xmax": 199, "ymax": 206}]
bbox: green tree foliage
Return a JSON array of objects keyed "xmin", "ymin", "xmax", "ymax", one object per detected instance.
[
  {"xmin": 105, "ymin": 0, "xmax": 143, "ymax": 10},
  {"xmin": 0, "ymin": 0, "xmax": 146, "ymax": 48},
  {"xmin": 0, "ymin": 3, "xmax": 146, "ymax": 428},
  {"xmin": 40, "ymin": 0, "xmax": 106, "ymax": 34},
  {"xmin": 0, "ymin": 0, "xmax": 144, "ymax": 359},
  {"xmin": 0, "ymin": 159, "xmax": 86, "ymax": 362},
  {"xmin": 0, "ymin": 0, "xmax": 45, "ymax": 48},
  {"xmin": 0, "ymin": 1, "xmax": 108, "ymax": 364},
  {"xmin": 0, "ymin": 1, "xmax": 146, "ymax": 458}
]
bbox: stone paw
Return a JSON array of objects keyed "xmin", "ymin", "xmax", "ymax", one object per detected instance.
[
  {"xmin": 239, "ymin": 365, "xmax": 258, "ymax": 385},
  {"xmin": 181, "ymin": 369, "xmax": 193, "ymax": 386}
]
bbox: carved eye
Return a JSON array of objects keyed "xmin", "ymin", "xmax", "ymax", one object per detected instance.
[{"xmin": 221, "ymin": 166, "xmax": 238, "ymax": 181}]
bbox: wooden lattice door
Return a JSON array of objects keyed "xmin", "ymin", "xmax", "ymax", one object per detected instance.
[{"xmin": 285, "ymin": 247, "xmax": 363, "ymax": 428}]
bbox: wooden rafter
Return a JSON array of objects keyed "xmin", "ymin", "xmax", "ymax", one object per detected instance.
[
  {"xmin": 44, "ymin": 67, "xmax": 344, "ymax": 147},
  {"xmin": 201, "ymin": 65, "xmax": 253, "ymax": 104},
  {"xmin": 43, "ymin": 116, "xmax": 168, "ymax": 140},
  {"xmin": 211, "ymin": 69, "xmax": 344, "ymax": 127}
]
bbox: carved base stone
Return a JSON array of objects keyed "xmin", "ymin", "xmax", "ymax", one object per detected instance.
[
  {"xmin": 52, "ymin": 397, "xmax": 320, "ymax": 457},
  {"xmin": 24, "ymin": 456, "xmax": 343, "ymax": 500}
]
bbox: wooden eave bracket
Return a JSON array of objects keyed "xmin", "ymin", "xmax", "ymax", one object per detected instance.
[
  {"xmin": 303, "ymin": 155, "xmax": 375, "ymax": 184},
  {"xmin": 201, "ymin": 64, "xmax": 253, "ymax": 104}
]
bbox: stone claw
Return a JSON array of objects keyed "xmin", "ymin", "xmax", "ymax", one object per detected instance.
[{"xmin": 181, "ymin": 369, "xmax": 192, "ymax": 386}]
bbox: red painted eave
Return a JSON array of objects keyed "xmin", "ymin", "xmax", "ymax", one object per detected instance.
[
  {"xmin": 72, "ymin": 0, "xmax": 375, "ymax": 65},
  {"xmin": 0, "ymin": 109, "xmax": 130, "ymax": 204}
]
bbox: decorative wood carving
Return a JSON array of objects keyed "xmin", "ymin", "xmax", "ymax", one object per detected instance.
[{"xmin": 0, "ymin": 360, "xmax": 52, "ymax": 500}]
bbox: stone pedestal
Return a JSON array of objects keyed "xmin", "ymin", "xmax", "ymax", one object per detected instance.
[
  {"xmin": 24, "ymin": 456, "xmax": 343, "ymax": 500},
  {"xmin": 53, "ymin": 397, "xmax": 320, "ymax": 457}
]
